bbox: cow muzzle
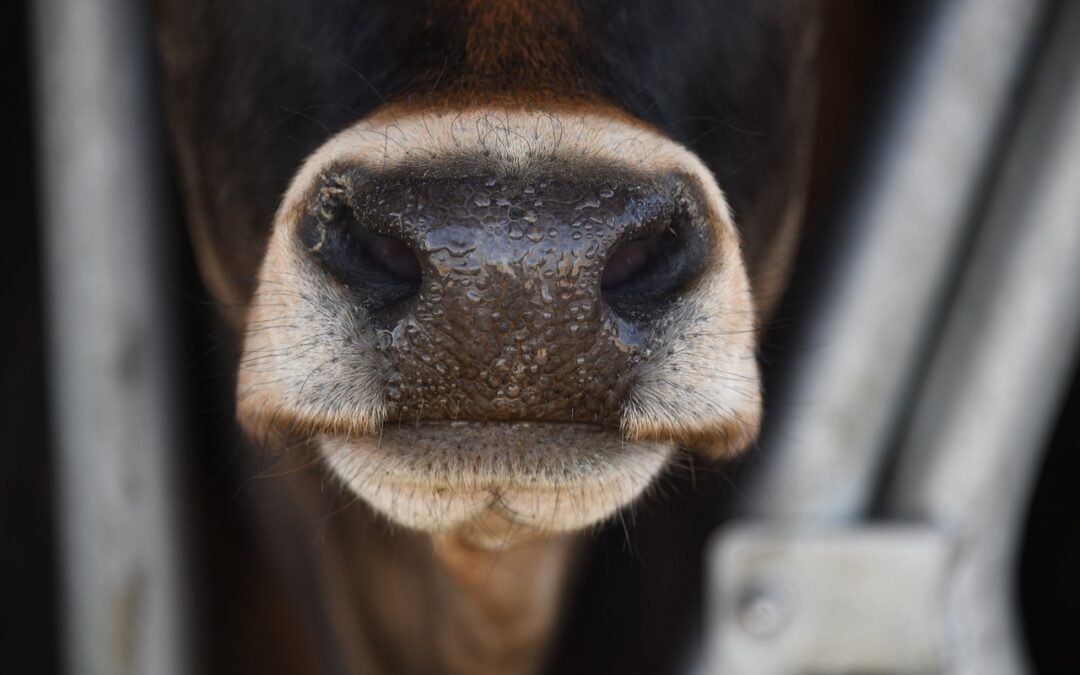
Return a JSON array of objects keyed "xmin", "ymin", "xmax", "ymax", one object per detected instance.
[{"xmin": 237, "ymin": 107, "xmax": 762, "ymax": 543}]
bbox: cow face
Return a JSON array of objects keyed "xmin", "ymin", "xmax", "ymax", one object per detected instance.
[{"xmin": 156, "ymin": 0, "xmax": 820, "ymax": 544}]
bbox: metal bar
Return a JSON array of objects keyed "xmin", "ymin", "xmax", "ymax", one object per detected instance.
[
  {"xmin": 703, "ymin": 2, "xmax": 1080, "ymax": 673},
  {"xmin": 745, "ymin": 0, "xmax": 1047, "ymax": 520},
  {"xmin": 705, "ymin": 525, "xmax": 953, "ymax": 675},
  {"xmin": 32, "ymin": 1, "xmax": 187, "ymax": 674},
  {"xmin": 883, "ymin": 2, "xmax": 1080, "ymax": 672}
]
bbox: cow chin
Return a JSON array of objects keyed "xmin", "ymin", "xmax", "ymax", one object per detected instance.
[
  {"xmin": 236, "ymin": 105, "xmax": 763, "ymax": 543},
  {"xmin": 317, "ymin": 423, "xmax": 674, "ymax": 546}
]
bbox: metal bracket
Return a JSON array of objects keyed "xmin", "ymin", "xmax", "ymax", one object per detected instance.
[{"xmin": 705, "ymin": 525, "xmax": 953, "ymax": 675}]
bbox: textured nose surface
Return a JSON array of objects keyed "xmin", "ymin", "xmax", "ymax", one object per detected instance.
[{"xmin": 303, "ymin": 169, "xmax": 703, "ymax": 424}]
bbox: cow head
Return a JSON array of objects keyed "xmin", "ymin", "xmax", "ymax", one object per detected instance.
[{"xmin": 156, "ymin": 0, "xmax": 820, "ymax": 547}]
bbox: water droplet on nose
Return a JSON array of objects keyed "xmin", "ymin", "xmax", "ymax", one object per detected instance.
[
  {"xmin": 505, "ymin": 384, "xmax": 521, "ymax": 398},
  {"xmin": 509, "ymin": 224, "xmax": 524, "ymax": 240},
  {"xmin": 466, "ymin": 288, "xmax": 482, "ymax": 303},
  {"xmin": 375, "ymin": 331, "xmax": 392, "ymax": 350},
  {"xmin": 473, "ymin": 195, "xmax": 492, "ymax": 207}
]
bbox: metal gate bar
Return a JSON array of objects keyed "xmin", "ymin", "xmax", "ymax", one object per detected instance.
[
  {"xmin": 745, "ymin": 0, "xmax": 1047, "ymax": 520},
  {"xmin": 33, "ymin": 0, "xmax": 186, "ymax": 673},
  {"xmin": 705, "ymin": 0, "xmax": 1080, "ymax": 672},
  {"xmin": 884, "ymin": 2, "xmax": 1080, "ymax": 670}
]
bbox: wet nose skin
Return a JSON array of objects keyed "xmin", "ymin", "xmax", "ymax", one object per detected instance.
[{"xmin": 300, "ymin": 166, "xmax": 710, "ymax": 425}]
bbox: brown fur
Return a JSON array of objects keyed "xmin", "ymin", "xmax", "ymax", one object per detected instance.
[
  {"xmin": 402, "ymin": 0, "xmax": 597, "ymax": 107},
  {"xmin": 461, "ymin": 0, "xmax": 583, "ymax": 89}
]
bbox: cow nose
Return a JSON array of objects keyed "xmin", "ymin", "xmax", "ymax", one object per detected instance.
[{"xmin": 299, "ymin": 169, "xmax": 710, "ymax": 424}]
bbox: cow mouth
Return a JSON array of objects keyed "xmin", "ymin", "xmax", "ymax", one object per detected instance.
[{"xmin": 316, "ymin": 421, "xmax": 675, "ymax": 541}]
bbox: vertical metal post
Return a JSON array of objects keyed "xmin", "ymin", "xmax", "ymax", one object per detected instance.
[
  {"xmin": 703, "ymin": 2, "xmax": 1080, "ymax": 673},
  {"xmin": 884, "ymin": 2, "xmax": 1080, "ymax": 671},
  {"xmin": 745, "ymin": 0, "xmax": 1046, "ymax": 520},
  {"xmin": 33, "ymin": 0, "xmax": 186, "ymax": 674}
]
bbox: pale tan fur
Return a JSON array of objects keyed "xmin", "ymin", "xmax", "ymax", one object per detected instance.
[{"xmin": 320, "ymin": 424, "xmax": 673, "ymax": 538}]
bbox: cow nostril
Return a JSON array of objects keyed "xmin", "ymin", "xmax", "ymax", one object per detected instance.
[
  {"xmin": 300, "ymin": 189, "xmax": 422, "ymax": 318},
  {"xmin": 358, "ymin": 230, "xmax": 422, "ymax": 284},
  {"xmin": 600, "ymin": 208, "xmax": 707, "ymax": 323},
  {"xmin": 601, "ymin": 236, "xmax": 658, "ymax": 290}
]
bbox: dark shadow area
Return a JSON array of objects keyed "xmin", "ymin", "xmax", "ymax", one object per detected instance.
[
  {"xmin": 757, "ymin": 0, "xmax": 927, "ymax": 396},
  {"xmin": 1020, "ymin": 363, "xmax": 1080, "ymax": 674},
  {"xmin": 0, "ymin": 0, "xmax": 58, "ymax": 673}
]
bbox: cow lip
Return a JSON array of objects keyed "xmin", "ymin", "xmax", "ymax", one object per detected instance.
[
  {"xmin": 378, "ymin": 419, "xmax": 615, "ymax": 433},
  {"xmin": 315, "ymin": 421, "xmax": 676, "ymax": 534},
  {"xmin": 320, "ymin": 421, "xmax": 643, "ymax": 489}
]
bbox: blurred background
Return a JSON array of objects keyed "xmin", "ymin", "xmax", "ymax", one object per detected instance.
[{"xmin": 2, "ymin": 0, "xmax": 1078, "ymax": 673}]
